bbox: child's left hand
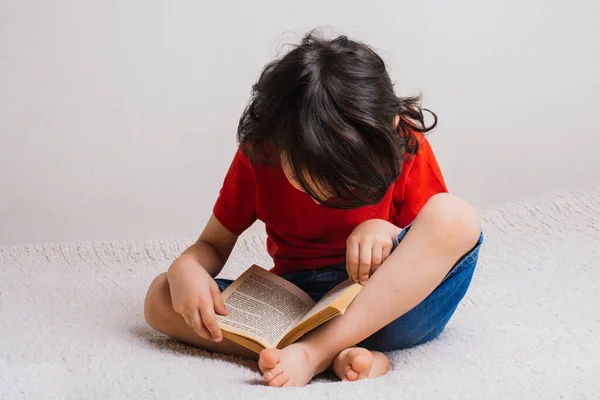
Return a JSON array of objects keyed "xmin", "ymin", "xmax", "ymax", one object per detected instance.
[{"xmin": 346, "ymin": 219, "xmax": 402, "ymax": 285}]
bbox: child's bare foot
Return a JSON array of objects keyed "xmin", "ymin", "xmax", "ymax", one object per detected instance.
[
  {"xmin": 332, "ymin": 347, "xmax": 389, "ymax": 381},
  {"xmin": 259, "ymin": 344, "xmax": 326, "ymax": 387}
]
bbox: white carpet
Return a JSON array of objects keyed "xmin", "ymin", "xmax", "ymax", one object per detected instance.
[{"xmin": 1, "ymin": 184, "xmax": 599, "ymax": 399}]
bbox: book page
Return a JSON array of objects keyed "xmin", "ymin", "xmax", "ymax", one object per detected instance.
[
  {"xmin": 277, "ymin": 280, "xmax": 362, "ymax": 348},
  {"xmin": 296, "ymin": 279, "xmax": 358, "ymax": 326},
  {"xmin": 216, "ymin": 265, "xmax": 315, "ymax": 348}
]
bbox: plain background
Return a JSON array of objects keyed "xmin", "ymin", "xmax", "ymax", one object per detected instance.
[{"xmin": 1, "ymin": 0, "xmax": 599, "ymax": 245}]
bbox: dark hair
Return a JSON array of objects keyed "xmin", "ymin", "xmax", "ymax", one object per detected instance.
[{"xmin": 237, "ymin": 31, "xmax": 437, "ymax": 209}]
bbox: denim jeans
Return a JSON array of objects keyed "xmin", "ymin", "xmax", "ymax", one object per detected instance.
[{"xmin": 216, "ymin": 226, "xmax": 484, "ymax": 352}]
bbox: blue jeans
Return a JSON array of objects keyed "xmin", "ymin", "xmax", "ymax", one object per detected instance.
[{"xmin": 215, "ymin": 226, "xmax": 484, "ymax": 352}]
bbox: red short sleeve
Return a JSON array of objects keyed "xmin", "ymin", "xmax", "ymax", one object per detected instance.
[
  {"xmin": 391, "ymin": 135, "xmax": 448, "ymax": 227},
  {"xmin": 213, "ymin": 149, "xmax": 257, "ymax": 236}
]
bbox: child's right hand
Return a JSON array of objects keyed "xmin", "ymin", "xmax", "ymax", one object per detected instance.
[{"xmin": 167, "ymin": 255, "xmax": 228, "ymax": 342}]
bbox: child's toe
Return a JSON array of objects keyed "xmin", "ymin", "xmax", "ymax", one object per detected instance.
[
  {"xmin": 259, "ymin": 349, "xmax": 281, "ymax": 372},
  {"xmin": 269, "ymin": 372, "xmax": 289, "ymax": 387},
  {"xmin": 278, "ymin": 374, "xmax": 292, "ymax": 387},
  {"xmin": 263, "ymin": 365, "xmax": 284, "ymax": 383},
  {"xmin": 350, "ymin": 350, "xmax": 373, "ymax": 378},
  {"xmin": 346, "ymin": 369, "xmax": 359, "ymax": 381}
]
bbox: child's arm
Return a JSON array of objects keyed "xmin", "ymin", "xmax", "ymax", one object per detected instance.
[
  {"xmin": 348, "ymin": 135, "xmax": 448, "ymax": 284},
  {"xmin": 166, "ymin": 214, "xmax": 238, "ymax": 342},
  {"xmin": 175, "ymin": 214, "xmax": 238, "ymax": 278}
]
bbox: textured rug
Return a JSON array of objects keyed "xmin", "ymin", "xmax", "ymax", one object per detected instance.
[{"xmin": 1, "ymin": 183, "xmax": 599, "ymax": 399}]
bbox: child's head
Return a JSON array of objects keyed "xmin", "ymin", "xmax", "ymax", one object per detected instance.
[{"xmin": 237, "ymin": 31, "xmax": 436, "ymax": 209}]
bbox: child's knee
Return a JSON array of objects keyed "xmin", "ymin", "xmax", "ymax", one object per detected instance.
[
  {"xmin": 144, "ymin": 273, "xmax": 173, "ymax": 331},
  {"xmin": 419, "ymin": 193, "xmax": 481, "ymax": 251}
]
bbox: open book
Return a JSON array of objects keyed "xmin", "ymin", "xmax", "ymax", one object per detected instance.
[{"xmin": 215, "ymin": 265, "xmax": 362, "ymax": 353}]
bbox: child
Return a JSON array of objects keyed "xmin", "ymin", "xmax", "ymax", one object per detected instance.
[{"xmin": 144, "ymin": 31, "xmax": 483, "ymax": 388}]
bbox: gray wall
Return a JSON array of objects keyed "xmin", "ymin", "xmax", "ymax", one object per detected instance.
[{"xmin": 1, "ymin": 0, "xmax": 599, "ymax": 244}]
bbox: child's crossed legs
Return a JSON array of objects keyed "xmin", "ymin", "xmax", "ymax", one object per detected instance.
[{"xmin": 144, "ymin": 193, "xmax": 481, "ymax": 386}]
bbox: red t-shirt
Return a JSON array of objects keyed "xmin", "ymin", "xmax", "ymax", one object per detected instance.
[{"xmin": 213, "ymin": 133, "xmax": 448, "ymax": 276}]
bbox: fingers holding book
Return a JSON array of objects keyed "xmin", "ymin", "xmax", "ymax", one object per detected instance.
[
  {"xmin": 167, "ymin": 258, "xmax": 229, "ymax": 343},
  {"xmin": 197, "ymin": 288, "xmax": 226, "ymax": 342}
]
